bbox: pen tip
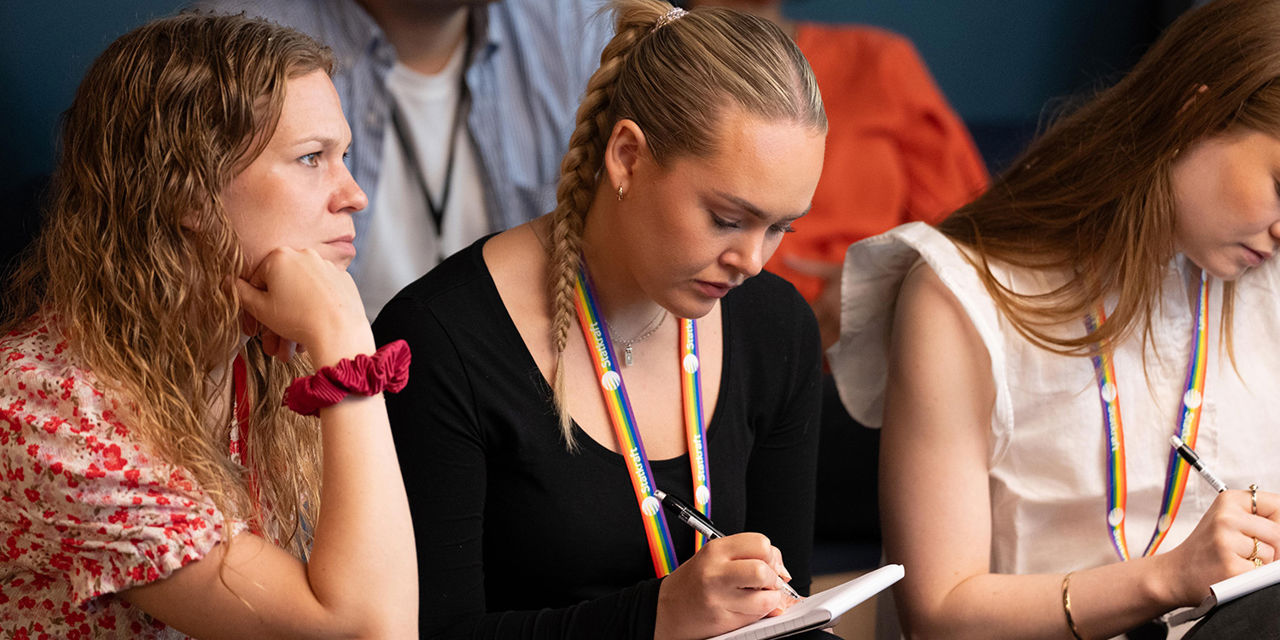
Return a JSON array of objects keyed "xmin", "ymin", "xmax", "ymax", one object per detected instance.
[
  {"xmin": 652, "ymin": 489, "xmax": 666, "ymax": 500},
  {"xmin": 1170, "ymin": 434, "xmax": 1184, "ymax": 449}
]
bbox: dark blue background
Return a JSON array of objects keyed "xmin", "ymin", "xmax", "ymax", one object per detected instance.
[{"xmin": 2, "ymin": 1, "xmax": 1187, "ymax": 257}]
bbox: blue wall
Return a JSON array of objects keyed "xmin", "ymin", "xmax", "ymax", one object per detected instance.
[
  {"xmin": 788, "ymin": 1, "xmax": 1174, "ymax": 123},
  {"xmin": 2, "ymin": 1, "xmax": 1181, "ymax": 199},
  {"xmin": 1, "ymin": 2, "xmax": 185, "ymax": 197}
]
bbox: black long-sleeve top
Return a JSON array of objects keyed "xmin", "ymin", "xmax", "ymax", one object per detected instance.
[{"xmin": 373, "ymin": 237, "xmax": 824, "ymax": 639}]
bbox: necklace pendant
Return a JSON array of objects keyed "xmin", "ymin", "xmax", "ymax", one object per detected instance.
[{"xmin": 624, "ymin": 344, "xmax": 634, "ymax": 367}]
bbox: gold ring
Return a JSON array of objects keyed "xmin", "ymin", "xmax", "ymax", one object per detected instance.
[
  {"xmin": 1250, "ymin": 537, "xmax": 1264, "ymax": 567},
  {"xmin": 1252, "ymin": 484, "xmax": 1260, "ymax": 515}
]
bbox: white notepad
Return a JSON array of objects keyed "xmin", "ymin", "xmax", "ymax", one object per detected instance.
[
  {"xmin": 1168, "ymin": 561, "xmax": 1280, "ymax": 626},
  {"xmin": 707, "ymin": 564, "xmax": 905, "ymax": 640}
]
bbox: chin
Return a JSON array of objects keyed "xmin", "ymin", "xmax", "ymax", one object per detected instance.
[{"xmin": 668, "ymin": 295, "xmax": 717, "ymax": 320}]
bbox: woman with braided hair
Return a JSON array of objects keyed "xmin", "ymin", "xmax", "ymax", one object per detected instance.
[{"xmin": 373, "ymin": 0, "xmax": 828, "ymax": 637}]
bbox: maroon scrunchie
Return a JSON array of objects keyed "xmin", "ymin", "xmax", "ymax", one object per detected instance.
[{"xmin": 283, "ymin": 340, "xmax": 412, "ymax": 416}]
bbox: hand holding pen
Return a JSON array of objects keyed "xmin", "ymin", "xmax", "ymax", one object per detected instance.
[{"xmin": 653, "ymin": 489, "xmax": 803, "ymax": 600}]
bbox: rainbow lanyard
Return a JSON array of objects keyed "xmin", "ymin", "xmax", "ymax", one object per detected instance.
[
  {"xmin": 1084, "ymin": 271, "xmax": 1209, "ymax": 561},
  {"xmin": 573, "ymin": 267, "xmax": 711, "ymax": 577}
]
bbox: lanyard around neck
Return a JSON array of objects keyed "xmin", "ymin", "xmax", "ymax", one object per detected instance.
[
  {"xmin": 230, "ymin": 353, "xmax": 265, "ymax": 535},
  {"xmin": 572, "ymin": 267, "xmax": 711, "ymax": 577},
  {"xmin": 387, "ymin": 30, "xmax": 473, "ymax": 235},
  {"xmin": 1085, "ymin": 271, "xmax": 1210, "ymax": 561}
]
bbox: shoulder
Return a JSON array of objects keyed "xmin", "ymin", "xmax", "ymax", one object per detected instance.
[
  {"xmin": 1, "ymin": 320, "xmax": 235, "ymax": 602},
  {"xmin": 1, "ymin": 319, "xmax": 100, "ymax": 417},
  {"xmin": 794, "ymin": 23, "xmax": 919, "ymax": 70},
  {"xmin": 726, "ymin": 270, "xmax": 814, "ymax": 330},
  {"xmin": 373, "ymin": 236, "xmax": 501, "ymax": 356},
  {"xmin": 191, "ymin": 0, "xmax": 376, "ymax": 59},
  {"xmin": 723, "ymin": 271, "xmax": 821, "ymax": 389},
  {"xmin": 828, "ymin": 223, "xmax": 1010, "ymax": 426},
  {"xmin": 381, "ymin": 237, "xmax": 491, "ymax": 314},
  {"xmin": 485, "ymin": 0, "xmax": 611, "ymax": 67},
  {"xmin": 491, "ymin": 0, "xmax": 610, "ymax": 32}
]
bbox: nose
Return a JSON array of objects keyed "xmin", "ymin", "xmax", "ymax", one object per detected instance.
[
  {"xmin": 722, "ymin": 230, "xmax": 768, "ymax": 278},
  {"xmin": 1270, "ymin": 219, "xmax": 1280, "ymax": 244},
  {"xmin": 331, "ymin": 162, "xmax": 368, "ymax": 214}
]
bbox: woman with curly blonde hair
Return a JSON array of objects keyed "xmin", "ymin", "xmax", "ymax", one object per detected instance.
[
  {"xmin": 374, "ymin": 0, "xmax": 829, "ymax": 638},
  {"xmin": 1, "ymin": 13, "xmax": 415, "ymax": 638}
]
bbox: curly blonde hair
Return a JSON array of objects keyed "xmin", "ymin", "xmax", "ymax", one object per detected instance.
[
  {"xmin": 4, "ymin": 13, "xmax": 333, "ymax": 558},
  {"xmin": 544, "ymin": 0, "xmax": 826, "ymax": 448}
]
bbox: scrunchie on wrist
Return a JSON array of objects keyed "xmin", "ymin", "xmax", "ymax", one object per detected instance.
[{"xmin": 283, "ymin": 340, "xmax": 411, "ymax": 416}]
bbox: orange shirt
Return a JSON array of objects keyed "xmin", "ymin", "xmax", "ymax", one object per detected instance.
[{"xmin": 771, "ymin": 24, "xmax": 989, "ymax": 301}]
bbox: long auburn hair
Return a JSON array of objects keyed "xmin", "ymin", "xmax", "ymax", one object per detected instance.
[
  {"xmin": 938, "ymin": 0, "xmax": 1280, "ymax": 356},
  {"xmin": 544, "ymin": 0, "xmax": 827, "ymax": 448},
  {"xmin": 3, "ymin": 13, "xmax": 334, "ymax": 558}
]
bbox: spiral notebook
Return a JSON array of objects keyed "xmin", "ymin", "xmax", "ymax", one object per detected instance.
[{"xmin": 707, "ymin": 563, "xmax": 905, "ymax": 640}]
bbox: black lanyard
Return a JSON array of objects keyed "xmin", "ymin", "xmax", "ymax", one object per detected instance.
[{"xmin": 387, "ymin": 31, "xmax": 472, "ymax": 234}]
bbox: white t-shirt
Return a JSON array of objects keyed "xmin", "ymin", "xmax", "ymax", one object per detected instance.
[
  {"xmin": 358, "ymin": 42, "xmax": 489, "ymax": 321},
  {"xmin": 830, "ymin": 222, "xmax": 1280, "ymax": 639}
]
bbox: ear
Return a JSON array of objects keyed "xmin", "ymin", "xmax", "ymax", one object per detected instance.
[{"xmin": 603, "ymin": 119, "xmax": 648, "ymax": 196}]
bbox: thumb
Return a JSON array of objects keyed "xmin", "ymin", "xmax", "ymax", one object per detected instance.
[{"xmin": 235, "ymin": 278, "xmax": 270, "ymax": 318}]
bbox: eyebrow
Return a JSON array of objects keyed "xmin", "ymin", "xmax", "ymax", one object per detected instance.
[
  {"xmin": 713, "ymin": 190, "xmax": 811, "ymax": 221},
  {"xmin": 289, "ymin": 135, "xmax": 349, "ymax": 149}
]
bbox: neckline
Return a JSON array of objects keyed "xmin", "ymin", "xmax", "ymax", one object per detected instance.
[{"xmin": 471, "ymin": 235, "xmax": 729, "ymax": 464}]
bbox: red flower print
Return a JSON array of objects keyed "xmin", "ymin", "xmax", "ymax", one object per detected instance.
[
  {"xmin": 49, "ymin": 553, "xmax": 74, "ymax": 572},
  {"xmin": 84, "ymin": 463, "xmax": 105, "ymax": 479},
  {"xmin": 40, "ymin": 416, "xmax": 65, "ymax": 434},
  {"xmin": 101, "ymin": 444, "xmax": 126, "ymax": 471},
  {"xmin": 24, "ymin": 488, "xmax": 39, "ymax": 502}
]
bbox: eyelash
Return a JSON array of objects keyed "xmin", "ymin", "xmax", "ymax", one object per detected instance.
[
  {"xmin": 300, "ymin": 152, "xmax": 320, "ymax": 167},
  {"xmin": 711, "ymin": 213, "xmax": 739, "ymax": 229},
  {"xmin": 711, "ymin": 213, "xmax": 796, "ymax": 234}
]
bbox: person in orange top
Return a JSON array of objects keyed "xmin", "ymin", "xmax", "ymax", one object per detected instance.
[{"xmin": 685, "ymin": 0, "xmax": 988, "ymax": 348}]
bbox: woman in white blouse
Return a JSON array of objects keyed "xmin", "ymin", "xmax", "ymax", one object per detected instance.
[{"xmin": 830, "ymin": 0, "xmax": 1280, "ymax": 637}]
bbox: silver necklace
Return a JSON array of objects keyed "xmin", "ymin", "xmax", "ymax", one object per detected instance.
[{"xmin": 614, "ymin": 309, "xmax": 669, "ymax": 366}]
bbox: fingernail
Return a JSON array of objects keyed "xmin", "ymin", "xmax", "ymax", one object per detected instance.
[{"xmin": 779, "ymin": 565, "xmax": 792, "ymax": 581}]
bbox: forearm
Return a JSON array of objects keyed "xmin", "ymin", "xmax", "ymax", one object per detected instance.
[
  {"xmin": 902, "ymin": 556, "xmax": 1178, "ymax": 640},
  {"xmin": 306, "ymin": 393, "xmax": 417, "ymax": 635}
]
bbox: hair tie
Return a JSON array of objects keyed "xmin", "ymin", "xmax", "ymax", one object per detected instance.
[
  {"xmin": 652, "ymin": 7, "xmax": 687, "ymax": 32},
  {"xmin": 283, "ymin": 340, "xmax": 411, "ymax": 416}
]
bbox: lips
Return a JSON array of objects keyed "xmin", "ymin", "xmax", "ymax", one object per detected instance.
[
  {"xmin": 1242, "ymin": 244, "xmax": 1271, "ymax": 267},
  {"xmin": 695, "ymin": 280, "xmax": 737, "ymax": 299},
  {"xmin": 326, "ymin": 235, "xmax": 357, "ymax": 259}
]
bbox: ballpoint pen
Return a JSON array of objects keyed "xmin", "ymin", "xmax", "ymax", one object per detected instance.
[
  {"xmin": 1170, "ymin": 434, "xmax": 1228, "ymax": 493},
  {"xmin": 652, "ymin": 489, "xmax": 804, "ymax": 600}
]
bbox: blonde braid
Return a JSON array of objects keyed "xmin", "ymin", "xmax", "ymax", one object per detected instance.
[{"xmin": 547, "ymin": 1, "xmax": 670, "ymax": 449}]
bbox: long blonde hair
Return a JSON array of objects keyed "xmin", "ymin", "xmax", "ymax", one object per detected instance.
[
  {"xmin": 938, "ymin": 0, "xmax": 1280, "ymax": 357},
  {"xmin": 545, "ymin": 0, "xmax": 826, "ymax": 448},
  {"xmin": 3, "ymin": 13, "xmax": 333, "ymax": 557}
]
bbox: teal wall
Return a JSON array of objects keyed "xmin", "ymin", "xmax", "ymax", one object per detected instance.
[
  {"xmin": 2, "ymin": 1, "xmax": 185, "ymax": 196},
  {"xmin": 786, "ymin": 1, "xmax": 1178, "ymax": 123},
  {"xmin": 2, "ymin": 1, "xmax": 1183, "ymax": 198}
]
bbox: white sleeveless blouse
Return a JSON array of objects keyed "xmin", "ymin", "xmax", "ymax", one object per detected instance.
[{"xmin": 830, "ymin": 222, "xmax": 1280, "ymax": 637}]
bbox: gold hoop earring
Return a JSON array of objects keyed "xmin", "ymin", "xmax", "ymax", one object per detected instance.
[{"xmin": 617, "ymin": 185, "xmax": 625, "ymax": 201}]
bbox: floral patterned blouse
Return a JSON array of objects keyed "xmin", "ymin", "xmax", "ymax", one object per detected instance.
[{"xmin": 1, "ymin": 320, "xmax": 240, "ymax": 639}]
